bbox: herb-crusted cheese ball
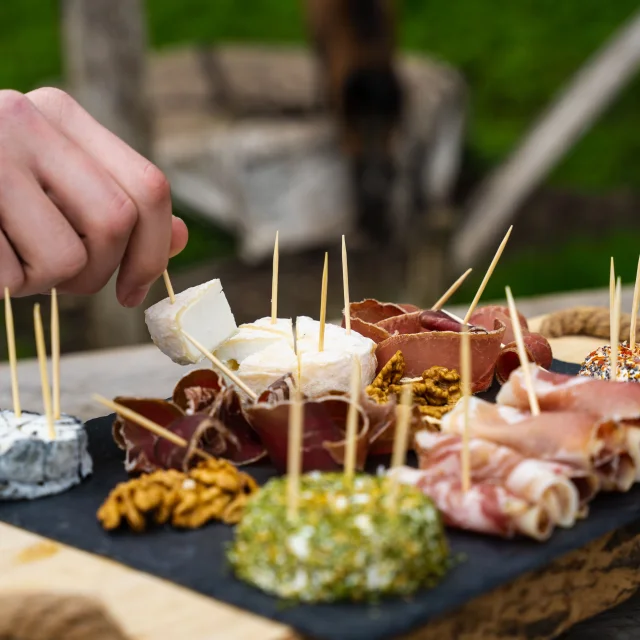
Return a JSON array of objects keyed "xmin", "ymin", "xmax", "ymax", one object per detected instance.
[
  {"xmin": 228, "ymin": 473, "xmax": 449, "ymax": 602},
  {"xmin": 579, "ymin": 343, "xmax": 640, "ymax": 382}
]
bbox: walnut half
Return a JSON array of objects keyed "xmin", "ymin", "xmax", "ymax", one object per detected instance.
[{"xmin": 97, "ymin": 458, "xmax": 258, "ymax": 532}]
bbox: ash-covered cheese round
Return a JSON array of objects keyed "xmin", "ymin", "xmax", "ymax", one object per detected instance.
[
  {"xmin": 0, "ymin": 410, "xmax": 93, "ymax": 500},
  {"xmin": 578, "ymin": 343, "xmax": 640, "ymax": 382},
  {"xmin": 228, "ymin": 473, "xmax": 449, "ymax": 602}
]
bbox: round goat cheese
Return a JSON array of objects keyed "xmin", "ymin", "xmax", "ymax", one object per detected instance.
[{"xmin": 0, "ymin": 410, "xmax": 93, "ymax": 500}]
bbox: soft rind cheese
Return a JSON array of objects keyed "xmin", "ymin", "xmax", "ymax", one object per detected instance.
[
  {"xmin": 214, "ymin": 317, "xmax": 294, "ymax": 370},
  {"xmin": 235, "ymin": 341, "xmax": 298, "ymax": 396},
  {"xmin": 211, "ymin": 314, "xmax": 376, "ymax": 398},
  {"xmin": 144, "ymin": 279, "xmax": 237, "ymax": 365},
  {"xmin": 296, "ymin": 316, "xmax": 377, "ymax": 396},
  {"xmin": 0, "ymin": 410, "xmax": 93, "ymax": 501}
]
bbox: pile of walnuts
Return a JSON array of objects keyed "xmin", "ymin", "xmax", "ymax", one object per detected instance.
[
  {"xmin": 97, "ymin": 459, "xmax": 258, "ymax": 532},
  {"xmin": 366, "ymin": 351, "xmax": 462, "ymax": 420}
]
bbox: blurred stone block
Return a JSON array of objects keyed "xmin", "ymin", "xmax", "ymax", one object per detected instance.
[{"xmin": 150, "ymin": 45, "xmax": 466, "ymax": 264}]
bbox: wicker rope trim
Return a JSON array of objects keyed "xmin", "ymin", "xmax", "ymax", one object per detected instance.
[
  {"xmin": 539, "ymin": 306, "xmax": 639, "ymax": 342},
  {"xmin": 0, "ymin": 592, "xmax": 128, "ymax": 640}
]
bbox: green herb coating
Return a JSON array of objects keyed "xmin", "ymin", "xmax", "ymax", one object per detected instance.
[{"xmin": 227, "ymin": 473, "xmax": 449, "ymax": 603}]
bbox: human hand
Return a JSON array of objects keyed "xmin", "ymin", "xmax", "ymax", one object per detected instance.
[{"xmin": 0, "ymin": 88, "xmax": 188, "ymax": 307}]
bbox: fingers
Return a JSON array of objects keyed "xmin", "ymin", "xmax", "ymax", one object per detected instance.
[
  {"xmin": 115, "ymin": 163, "xmax": 172, "ymax": 307},
  {"xmin": 0, "ymin": 169, "xmax": 87, "ymax": 297},
  {"xmin": 0, "ymin": 231, "xmax": 24, "ymax": 297},
  {"xmin": 170, "ymin": 216, "xmax": 189, "ymax": 258},
  {"xmin": 27, "ymin": 88, "xmax": 175, "ymax": 306},
  {"xmin": 34, "ymin": 124, "xmax": 137, "ymax": 296}
]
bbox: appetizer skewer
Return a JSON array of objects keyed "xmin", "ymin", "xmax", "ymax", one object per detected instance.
[
  {"xmin": 4, "ymin": 288, "xmax": 21, "ymax": 417},
  {"xmin": 1, "ymin": 297, "xmax": 92, "ymax": 501}
]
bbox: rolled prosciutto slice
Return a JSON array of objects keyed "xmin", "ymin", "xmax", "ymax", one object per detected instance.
[
  {"xmin": 414, "ymin": 431, "xmax": 586, "ymax": 526},
  {"xmin": 470, "ymin": 306, "xmax": 553, "ymax": 383},
  {"xmin": 498, "ymin": 364, "xmax": 640, "ymax": 482},
  {"xmin": 440, "ymin": 396, "xmax": 624, "ymax": 472},
  {"xmin": 498, "ymin": 364, "xmax": 640, "ymax": 421},
  {"xmin": 392, "ymin": 466, "xmax": 553, "ymax": 541}
]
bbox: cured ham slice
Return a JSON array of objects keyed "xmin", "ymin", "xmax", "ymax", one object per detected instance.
[
  {"xmin": 595, "ymin": 453, "xmax": 636, "ymax": 492},
  {"xmin": 495, "ymin": 334, "xmax": 553, "ymax": 384},
  {"xmin": 244, "ymin": 394, "xmax": 374, "ymax": 473},
  {"xmin": 414, "ymin": 431, "xmax": 584, "ymax": 526},
  {"xmin": 344, "ymin": 300, "xmax": 506, "ymax": 393},
  {"xmin": 626, "ymin": 426, "xmax": 640, "ymax": 481},
  {"xmin": 377, "ymin": 310, "xmax": 464, "ymax": 335},
  {"xmin": 498, "ymin": 365, "xmax": 640, "ymax": 485},
  {"xmin": 440, "ymin": 396, "xmax": 624, "ymax": 472},
  {"xmin": 392, "ymin": 466, "xmax": 553, "ymax": 541},
  {"xmin": 470, "ymin": 306, "xmax": 553, "ymax": 383},
  {"xmin": 498, "ymin": 364, "xmax": 640, "ymax": 421},
  {"xmin": 470, "ymin": 305, "xmax": 528, "ymax": 344},
  {"xmin": 112, "ymin": 369, "xmax": 266, "ymax": 473}
]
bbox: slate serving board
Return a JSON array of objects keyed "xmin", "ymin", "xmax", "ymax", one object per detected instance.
[{"xmin": 2, "ymin": 360, "xmax": 640, "ymax": 640}]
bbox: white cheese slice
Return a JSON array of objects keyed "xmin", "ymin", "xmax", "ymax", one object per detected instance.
[
  {"xmin": 144, "ymin": 279, "xmax": 237, "ymax": 365},
  {"xmin": 235, "ymin": 341, "xmax": 298, "ymax": 396},
  {"xmin": 297, "ymin": 350, "xmax": 360, "ymax": 397},
  {"xmin": 295, "ymin": 316, "xmax": 377, "ymax": 393},
  {"xmin": 214, "ymin": 317, "xmax": 294, "ymax": 370}
]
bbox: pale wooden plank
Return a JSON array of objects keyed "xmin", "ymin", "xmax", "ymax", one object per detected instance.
[
  {"xmin": 0, "ymin": 523, "xmax": 290, "ymax": 640},
  {"xmin": 0, "ymin": 343, "xmax": 200, "ymax": 422}
]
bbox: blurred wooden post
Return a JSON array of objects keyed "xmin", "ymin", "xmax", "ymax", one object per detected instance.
[
  {"xmin": 403, "ymin": 205, "xmax": 456, "ymax": 307},
  {"xmin": 451, "ymin": 9, "xmax": 640, "ymax": 272},
  {"xmin": 60, "ymin": 0, "xmax": 151, "ymax": 348}
]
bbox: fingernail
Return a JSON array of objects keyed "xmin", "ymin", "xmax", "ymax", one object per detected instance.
[{"xmin": 122, "ymin": 285, "xmax": 150, "ymax": 308}]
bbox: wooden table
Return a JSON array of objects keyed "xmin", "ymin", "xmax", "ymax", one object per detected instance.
[{"xmin": 0, "ymin": 313, "xmax": 635, "ymax": 640}]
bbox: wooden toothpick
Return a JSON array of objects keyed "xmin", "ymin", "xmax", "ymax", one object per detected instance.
[
  {"xmin": 630, "ymin": 255, "xmax": 640, "ymax": 350},
  {"xmin": 271, "ymin": 231, "xmax": 279, "ymax": 324},
  {"xmin": 34, "ymin": 304, "xmax": 55, "ymax": 439},
  {"xmin": 180, "ymin": 330, "xmax": 258, "ymax": 401},
  {"xmin": 342, "ymin": 236, "xmax": 351, "ymax": 334},
  {"xmin": 432, "ymin": 268, "xmax": 473, "ymax": 311},
  {"xmin": 389, "ymin": 383, "xmax": 413, "ymax": 502},
  {"xmin": 51, "ymin": 288, "xmax": 61, "ymax": 420},
  {"xmin": 611, "ymin": 277, "xmax": 621, "ymax": 381},
  {"xmin": 344, "ymin": 358, "xmax": 361, "ymax": 479},
  {"xmin": 463, "ymin": 225, "xmax": 513, "ymax": 324},
  {"xmin": 92, "ymin": 395, "xmax": 213, "ymax": 460},
  {"xmin": 287, "ymin": 372, "xmax": 304, "ymax": 520},
  {"xmin": 4, "ymin": 288, "xmax": 21, "ymax": 418},
  {"xmin": 609, "ymin": 257, "xmax": 615, "ymax": 337},
  {"xmin": 163, "ymin": 270, "xmax": 176, "ymax": 304},
  {"xmin": 318, "ymin": 252, "xmax": 329, "ymax": 352},
  {"xmin": 460, "ymin": 326, "xmax": 471, "ymax": 493},
  {"xmin": 505, "ymin": 287, "xmax": 540, "ymax": 416}
]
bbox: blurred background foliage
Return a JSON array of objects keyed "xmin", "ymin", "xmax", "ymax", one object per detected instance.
[
  {"xmin": 3, "ymin": 0, "xmax": 639, "ymax": 191},
  {"xmin": 0, "ymin": 0, "xmax": 639, "ymax": 321}
]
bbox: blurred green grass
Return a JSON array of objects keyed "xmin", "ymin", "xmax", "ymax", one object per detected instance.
[
  {"xmin": 0, "ymin": 0, "xmax": 639, "ymax": 300},
  {"xmin": 3, "ymin": 1, "xmax": 639, "ymax": 191}
]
